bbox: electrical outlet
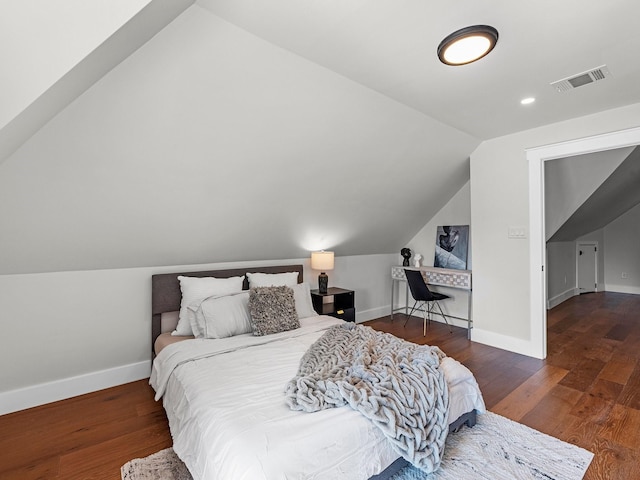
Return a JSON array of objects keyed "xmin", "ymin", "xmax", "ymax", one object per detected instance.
[{"xmin": 621, "ymin": 272, "xmax": 629, "ymax": 279}]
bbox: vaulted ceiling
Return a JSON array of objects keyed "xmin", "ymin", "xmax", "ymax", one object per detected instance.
[{"xmin": 1, "ymin": 1, "xmax": 640, "ymax": 274}]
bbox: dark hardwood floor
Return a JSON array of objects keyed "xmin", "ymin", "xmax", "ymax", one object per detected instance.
[{"xmin": 1, "ymin": 291, "xmax": 638, "ymax": 479}]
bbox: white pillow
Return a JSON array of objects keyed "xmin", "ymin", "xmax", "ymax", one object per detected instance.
[
  {"xmin": 188, "ymin": 291, "xmax": 252, "ymax": 339},
  {"xmin": 290, "ymin": 282, "xmax": 318, "ymax": 319},
  {"xmin": 173, "ymin": 275, "xmax": 245, "ymax": 336},
  {"xmin": 247, "ymin": 271, "xmax": 299, "ymax": 288}
]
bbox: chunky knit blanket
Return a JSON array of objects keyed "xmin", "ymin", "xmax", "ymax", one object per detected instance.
[{"xmin": 285, "ymin": 323, "xmax": 449, "ymax": 473}]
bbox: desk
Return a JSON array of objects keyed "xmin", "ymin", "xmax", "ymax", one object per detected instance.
[{"xmin": 391, "ymin": 266, "xmax": 472, "ymax": 338}]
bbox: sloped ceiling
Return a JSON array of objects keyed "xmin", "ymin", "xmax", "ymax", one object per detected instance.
[
  {"xmin": 550, "ymin": 147, "xmax": 640, "ymax": 242},
  {"xmin": 545, "ymin": 147, "xmax": 631, "ymax": 240},
  {"xmin": 0, "ymin": 0, "xmax": 193, "ymax": 165},
  {"xmin": 0, "ymin": 0, "xmax": 152, "ymax": 130},
  {"xmin": 2, "ymin": 1, "xmax": 640, "ymax": 274},
  {"xmin": 0, "ymin": 5, "xmax": 477, "ymax": 274}
]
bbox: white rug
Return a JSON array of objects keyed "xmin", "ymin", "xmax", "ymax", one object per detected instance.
[
  {"xmin": 122, "ymin": 412, "xmax": 593, "ymax": 480},
  {"xmin": 389, "ymin": 412, "xmax": 593, "ymax": 479}
]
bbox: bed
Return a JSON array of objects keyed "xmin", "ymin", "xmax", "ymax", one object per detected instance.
[{"xmin": 150, "ymin": 264, "xmax": 485, "ymax": 480}]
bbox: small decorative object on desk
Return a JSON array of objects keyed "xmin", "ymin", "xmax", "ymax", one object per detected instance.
[
  {"xmin": 401, "ymin": 247, "xmax": 412, "ymax": 267},
  {"xmin": 413, "ymin": 253, "xmax": 422, "ymax": 267}
]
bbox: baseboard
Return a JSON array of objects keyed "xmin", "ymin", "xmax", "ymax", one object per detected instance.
[
  {"xmin": 604, "ymin": 284, "xmax": 640, "ymax": 295},
  {"xmin": 400, "ymin": 313, "xmax": 470, "ymax": 330},
  {"xmin": 357, "ymin": 304, "xmax": 470, "ymax": 328},
  {"xmin": 547, "ymin": 288, "xmax": 578, "ymax": 309},
  {"xmin": 471, "ymin": 328, "xmax": 544, "ymax": 359},
  {"xmin": 0, "ymin": 361, "xmax": 151, "ymax": 416},
  {"xmin": 356, "ymin": 305, "xmax": 392, "ymax": 323}
]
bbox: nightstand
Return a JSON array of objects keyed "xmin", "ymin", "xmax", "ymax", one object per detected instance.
[{"xmin": 310, "ymin": 287, "xmax": 355, "ymax": 322}]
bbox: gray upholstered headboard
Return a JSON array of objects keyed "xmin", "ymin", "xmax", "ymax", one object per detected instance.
[{"xmin": 151, "ymin": 264, "xmax": 304, "ymax": 352}]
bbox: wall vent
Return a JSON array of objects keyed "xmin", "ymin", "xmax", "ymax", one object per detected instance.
[{"xmin": 550, "ymin": 65, "xmax": 611, "ymax": 92}]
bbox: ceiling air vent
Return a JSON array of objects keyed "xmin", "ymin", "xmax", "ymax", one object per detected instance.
[{"xmin": 550, "ymin": 65, "xmax": 611, "ymax": 92}]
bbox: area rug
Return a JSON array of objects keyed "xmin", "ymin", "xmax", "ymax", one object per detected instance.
[{"xmin": 121, "ymin": 412, "xmax": 593, "ymax": 480}]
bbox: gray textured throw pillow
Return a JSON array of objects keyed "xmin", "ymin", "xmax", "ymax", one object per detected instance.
[{"xmin": 248, "ymin": 286, "xmax": 300, "ymax": 336}]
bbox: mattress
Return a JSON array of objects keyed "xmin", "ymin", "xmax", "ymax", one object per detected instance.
[
  {"xmin": 154, "ymin": 331, "xmax": 193, "ymax": 354},
  {"xmin": 150, "ymin": 316, "xmax": 485, "ymax": 480}
]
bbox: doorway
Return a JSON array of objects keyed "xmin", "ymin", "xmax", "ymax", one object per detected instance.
[
  {"xmin": 527, "ymin": 125, "xmax": 640, "ymax": 359},
  {"xmin": 576, "ymin": 242, "xmax": 597, "ymax": 294}
]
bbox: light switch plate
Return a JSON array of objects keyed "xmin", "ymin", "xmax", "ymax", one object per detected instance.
[{"xmin": 508, "ymin": 227, "xmax": 527, "ymax": 239}]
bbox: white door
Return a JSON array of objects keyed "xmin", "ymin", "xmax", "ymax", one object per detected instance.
[{"xmin": 577, "ymin": 243, "xmax": 597, "ymax": 294}]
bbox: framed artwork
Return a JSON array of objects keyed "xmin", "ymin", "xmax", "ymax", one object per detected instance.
[{"xmin": 434, "ymin": 225, "xmax": 469, "ymax": 270}]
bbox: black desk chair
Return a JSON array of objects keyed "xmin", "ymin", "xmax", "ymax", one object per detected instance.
[{"xmin": 404, "ymin": 269, "xmax": 452, "ymax": 336}]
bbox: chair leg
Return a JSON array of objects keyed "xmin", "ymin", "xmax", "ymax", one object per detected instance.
[
  {"xmin": 423, "ymin": 302, "xmax": 427, "ymax": 336},
  {"xmin": 434, "ymin": 301, "xmax": 453, "ymax": 333},
  {"xmin": 404, "ymin": 301, "xmax": 419, "ymax": 327}
]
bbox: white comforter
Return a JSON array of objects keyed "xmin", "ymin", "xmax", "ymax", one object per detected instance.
[{"xmin": 150, "ymin": 316, "xmax": 485, "ymax": 480}]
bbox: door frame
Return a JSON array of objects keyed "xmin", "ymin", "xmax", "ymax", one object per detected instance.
[
  {"xmin": 576, "ymin": 241, "xmax": 598, "ymax": 293},
  {"xmin": 526, "ymin": 125, "xmax": 640, "ymax": 359}
]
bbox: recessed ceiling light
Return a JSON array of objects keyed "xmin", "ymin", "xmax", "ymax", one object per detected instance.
[
  {"xmin": 437, "ymin": 25, "xmax": 499, "ymax": 66},
  {"xmin": 521, "ymin": 97, "xmax": 536, "ymax": 105}
]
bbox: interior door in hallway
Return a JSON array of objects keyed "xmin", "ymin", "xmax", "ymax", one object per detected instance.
[{"xmin": 577, "ymin": 243, "xmax": 597, "ymax": 293}]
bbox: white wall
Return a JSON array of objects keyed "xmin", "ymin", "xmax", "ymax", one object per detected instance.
[
  {"xmin": 470, "ymin": 101, "xmax": 640, "ymax": 357},
  {"xmin": 402, "ymin": 181, "xmax": 471, "ymax": 325},
  {"xmin": 604, "ymin": 203, "xmax": 640, "ymax": 294},
  {"xmin": 546, "ymin": 241, "xmax": 577, "ymax": 308},
  {"xmin": 0, "ymin": 253, "xmax": 396, "ymax": 415}
]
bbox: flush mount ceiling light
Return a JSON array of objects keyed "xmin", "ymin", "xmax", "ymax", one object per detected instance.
[{"xmin": 437, "ymin": 25, "xmax": 499, "ymax": 66}]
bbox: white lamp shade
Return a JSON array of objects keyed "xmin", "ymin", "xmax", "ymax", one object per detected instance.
[{"xmin": 311, "ymin": 251, "xmax": 334, "ymax": 271}]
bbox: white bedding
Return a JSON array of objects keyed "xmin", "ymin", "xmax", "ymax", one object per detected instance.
[{"xmin": 150, "ymin": 316, "xmax": 485, "ymax": 480}]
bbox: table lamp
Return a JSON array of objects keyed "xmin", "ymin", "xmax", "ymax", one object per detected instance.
[{"xmin": 311, "ymin": 251, "xmax": 334, "ymax": 294}]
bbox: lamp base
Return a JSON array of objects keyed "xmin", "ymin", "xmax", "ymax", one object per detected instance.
[{"xmin": 318, "ymin": 272, "xmax": 328, "ymax": 294}]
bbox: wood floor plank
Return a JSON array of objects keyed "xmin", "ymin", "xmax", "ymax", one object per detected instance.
[
  {"xmin": 518, "ymin": 384, "xmax": 582, "ymax": 435},
  {"xmin": 582, "ymin": 337, "xmax": 616, "ymax": 364},
  {"xmin": 546, "ymin": 339, "xmax": 586, "ymax": 371},
  {"xmin": 490, "ymin": 364, "xmax": 568, "ymax": 421},
  {"xmin": 570, "ymin": 392, "xmax": 615, "ymax": 426},
  {"xmin": 57, "ymin": 423, "xmax": 172, "ymax": 480},
  {"xmin": 585, "ymin": 437, "xmax": 640, "ymax": 480},
  {"xmin": 553, "ymin": 414, "xmax": 598, "ymax": 451},
  {"xmin": 598, "ymin": 353, "xmax": 637, "ymax": 385},
  {"xmin": 0, "ymin": 381, "xmax": 171, "ymax": 480},
  {"xmin": 598, "ymin": 403, "xmax": 640, "ymax": 451},
  {"xmin": 604, "ymin": 323, "xmax": 634, "ymax": 342},
  {"xmin": 588, "ymin": 378, "xmax": 624, "ymax": 404},
  {"xmin": 0, "ymin": 456, "xmax": 59, "ymax": 480},
  {"xmin": 616, "ymin": 361, "xmax": 640, "ymax": 410},
  {"xmin": 559, "ymin": 357, "xmax": 606, "ymax": 391}
]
